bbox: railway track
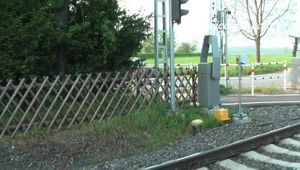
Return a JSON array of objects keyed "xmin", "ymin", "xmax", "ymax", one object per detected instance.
[
  {"xmin": 205, "ymin": 134, "xmax": 300, "ymax": 170},
  {"xmin": 145, "ymin": 106, "xmax": 300, "ymax": 170}
]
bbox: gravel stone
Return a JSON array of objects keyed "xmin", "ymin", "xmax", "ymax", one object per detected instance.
[{"xmin": 93, "ymin": 105, "xmax": 300, "ymax": 170}]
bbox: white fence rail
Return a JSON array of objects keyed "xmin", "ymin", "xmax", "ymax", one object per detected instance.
[{"xmin": 221, "ymin": 61, "xmax": 287, "ymax": 95}]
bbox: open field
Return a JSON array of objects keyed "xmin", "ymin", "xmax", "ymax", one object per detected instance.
[
  {"xmin": 142, "ymin": 53, "xmax": 292, "ymax": 66},
  {"xmin": 140, "ymin": 53, "xmax": 291, "ymax": 76}
]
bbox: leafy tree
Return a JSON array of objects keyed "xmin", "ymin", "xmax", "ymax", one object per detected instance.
[
  {"xmin": 226, "ymin": 0, "xmax": 292, "ymax": 63},
  {"xmin": 0, "ymin": 0, "xmax": 150, "ymax": 79},
  {"xmin": 176, "ymin": 42, "xmax": 196, "ymax": 53},
  {"xmin": 0, "ymin": 0, "xmax": 60, "ymax": 79},
  {"xmin": 140, "ymin": 33, "xmax": 155, "ymax": 53},
  {"xmin": 139, "ymin": 32, "xmax": 174, "ymax": 55}
]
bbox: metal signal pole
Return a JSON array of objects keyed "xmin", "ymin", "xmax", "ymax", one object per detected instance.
[{"xmin": 169, "ymin": 0, "xmax": 176, "ymax": 112}]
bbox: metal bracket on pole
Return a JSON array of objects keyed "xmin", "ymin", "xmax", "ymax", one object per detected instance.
[
  {"xmin": 154, "ymin": 0, "xmax": 168, "ymax": 70},
  {"xmin": 198, "ymin": 35, "xmax": 221, "ymax": 108},
  {"xmin": 209, "ymin": 0, "xmax": 231, "ymax": 86},
  {"xmin": 200, "ymin": 35, "xmax": 220, "ymax": 80},
  {"xmin": 233, "ymin": 56, "xmax": 251, "ymax": 124}
]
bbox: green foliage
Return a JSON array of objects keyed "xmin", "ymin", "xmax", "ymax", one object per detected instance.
[
  {"xmin": 0, "ymin": 0, "xmax": 150, "ymax": 79},
  {"xmin": 144, "ymin": 53, "xmax": 290, "ymax": 65},
  {"xmin": 230, "ymin": 86, "xmax": 284, "ymax": 94},
  {"xmin": 140, "ymin": 33, "xmax": 155, "ymax": 53},
  {"xmin": 201, "ymin": 114, "xmax": 222, "ymax": 129},
  {"xmin": 176, "ymin": 42, "xmax": 196, "ymax": 53},
  {"xmin": 0, "ymin": 0, "xmax": 59, "ymax": 78},
  {"xmin": 138, "ymin": 53, "xmax": 201, "ymax": 60},
  {"xmin": 221, "ymin": 64, "xmax": 284, "ymax": 77},
  {"xmin": 143, "ymin": 53, "xmax": 290, "ymax": 76},
  {"xmin": 78, "ymin": 104, "xmax": 220, "ymax": 148},
  {"xmin": 220, "ymin": 84, "xmax": 232, "ymax": 95},
  {"xmin": 139, "ymin": 33, "xmax": 171, "ymax": 55}
]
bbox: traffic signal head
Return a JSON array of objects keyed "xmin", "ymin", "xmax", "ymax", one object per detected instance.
[{"xmin": 172, "ymin": 0, "xmax": 189, "ymax": 24}]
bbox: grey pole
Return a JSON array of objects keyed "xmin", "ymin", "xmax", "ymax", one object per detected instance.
[
  {"xmin": 224, "ymin": 10, "xmax": 229, "ymax": 87},
  {"xmin": 169, "ymin": 0, "xmax": 176, "ymax": 112},
  {"xmin": 238, "ymin": 56, "xmax": 242, "ymax": 115},
  {"xmin": 154, "ymin": 0, "xmax": 159, "ymax": 69},
  {"xmin": 293, "ymin": 37, "xmax": 298, "ymax": 57},
  {"xmin": 163, "ymin": 1, "xmax": 168, "ymax": 71},
  {"xmin": 234, "ymin": 55, "xmax": 251, "ymax": 123}
]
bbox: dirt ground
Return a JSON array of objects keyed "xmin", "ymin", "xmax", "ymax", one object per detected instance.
[{"xmin": 0, "ymin": 130, "xmax": 147, "ymax": 169}]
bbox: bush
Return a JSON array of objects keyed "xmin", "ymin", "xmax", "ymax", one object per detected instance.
[
  {"xmin": 0, "ymin": 0, "xmax": 150, "ymax": 80},
  {"xmin": 220, "ymin": 84, "xmax": 232, "ymax": 95}
]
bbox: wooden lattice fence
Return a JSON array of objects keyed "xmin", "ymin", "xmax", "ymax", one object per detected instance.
[{"xmin": 0, "ymin": 67, "xmax": 198, "ymax": 138}]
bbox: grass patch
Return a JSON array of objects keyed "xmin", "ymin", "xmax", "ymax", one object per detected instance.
[
  {"xmin": 12, "ymin": 104, "xmax": 220, "ymax": 141},
  {"xmin": 220, "ymin": 64, "xmax": 284, "ymax": 77},
  {"xmin": 143, "ymin": 53, "xmax": 290, "ymax": 65},
  {"xmin": 78, "ymin": 104, "xmax": 221, "ymax": 149},
  {"xmin": 1, "ymin": 103, "xmax": 221, "ymax": 169},
  {"xmin": 229, "ymin": 86, "xmax": 285, "ymax": 94},
  {"xmin": 143, "ymin": 53, "xmax": 290, "ymax": 76},
  {"xmin": 220, "ymin": 84, "xmax": 231, "ymax": 95}
]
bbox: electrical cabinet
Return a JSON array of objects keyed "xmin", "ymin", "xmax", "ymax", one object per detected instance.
[{"xmin": 198, "ymin": 63, "xmax": 220, "ymax": 107}]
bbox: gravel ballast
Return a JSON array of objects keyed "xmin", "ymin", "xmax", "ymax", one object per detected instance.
[{"xmin": 94, "ymin": 105, "xmax": 300, "ymax": 170}]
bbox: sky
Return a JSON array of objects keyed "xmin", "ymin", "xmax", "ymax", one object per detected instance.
[{"xmin": 119, "ymin": 0, "xmax": 300, "ymax": 49}]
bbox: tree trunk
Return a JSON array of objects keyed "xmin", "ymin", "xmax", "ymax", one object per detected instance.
[
  {"xmin": 55, "ymin": 1, "xmax": 69, "ymax": 75},
  {"xmin": 58, "ymin": 47, "xmax": 67, "ymax": 75},
  {"xmin": 255, "ymin": 38, "xmax": 261, "ymax": 63},
  {"xmin": 293, "ymin": 38, "xmax": 298, "ymax": 57}
]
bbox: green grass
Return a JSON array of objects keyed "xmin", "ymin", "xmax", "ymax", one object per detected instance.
[
  {"xmin": 78, "ymin": 104, "xmax": 221, "ymax": 148},
  {"xmin": 228, "ymin": 85, "xmax": 285, "ymax": 94},
  {"xmin": 9, "ymin": 104, "xmax": 221, "ymax": 147},
  {"xmin": 1, "ymin": 103, "xmax": 222, "ymax": 169},
  {"xmin": 143, "ymin": 53, "xmax": 291, "ymax": 76},
  {"xmin": 143, "ymin": 53, "xmax": 291, "ymax": 66}
]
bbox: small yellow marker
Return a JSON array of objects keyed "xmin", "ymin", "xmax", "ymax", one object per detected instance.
[
  {"xmin": 214, "ymin": 108, "xmax": 230, "ymax": 121},
  {"xmin": 191, "ymin": 119, "xmax": 203, "ymax": 135}
]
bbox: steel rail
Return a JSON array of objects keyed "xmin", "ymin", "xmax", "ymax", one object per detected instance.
[{"xmin": 144, "ymin": 122, "xmax": 300, "ymax": 170}]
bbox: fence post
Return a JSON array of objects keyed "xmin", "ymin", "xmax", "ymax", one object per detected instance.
[
  {"xmin": 224, "ymin": 64, "xmax": 228, "ymax": 87},
  {"xmin": 251, "ymin": 63, "xmax": 255, "ymax": 96},
  {"xmin": 284, "ymin": 61, "xmax": 287, "ymax": 91},
  {"xmin": 191, "ymin": 67, "xmax": 196, "ymax": 106}
]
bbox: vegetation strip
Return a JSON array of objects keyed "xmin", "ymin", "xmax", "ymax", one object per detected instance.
[{"xmin": 144, "ymin": 122, "xmax": 300, "ymax": 170}]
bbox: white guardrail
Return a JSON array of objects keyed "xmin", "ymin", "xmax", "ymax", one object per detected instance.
[{"xmin": 143, "ymin": 61, "xmax": 287, "ymax": 96}]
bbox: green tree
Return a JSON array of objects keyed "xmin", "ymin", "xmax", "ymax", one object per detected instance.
[
  {"xmin": 227, "ymin": 0, "xmax": 292, "ymax": 63},
  {"xmin": 140, "ymin": 33, "xmax": 155, "ymax": 53},
  {"xmin": 0, "ymin": 0, "xmax": 59, "ymax": 79},
  {"xmin": 0, "ymin": 0, "xmax": 150, "ymax": 79},
  {"xmin": 176, "ymin": 42, "xmax": 196, "ymax": 53}
]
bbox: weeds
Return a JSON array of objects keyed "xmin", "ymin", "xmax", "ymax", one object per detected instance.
[
  {"xmin": 1, "ymin": 103, "xmax": 222, "ymax": 168},
  {"xmin": 229, "ymin": 86, "xmax": 284, "ymax": 94},
  {"xmin": 8, "ymin": 104, "xmax": 221, "ymax": 149},
  {"xmin": 77, "ymin": 104, "xmax": 221, "ymax": 148}
]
